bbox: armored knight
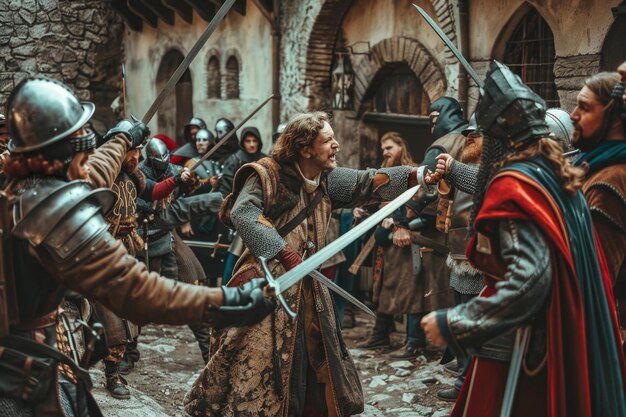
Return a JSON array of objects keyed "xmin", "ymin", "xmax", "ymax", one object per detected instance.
[
  {"xmin": 211, "ymin": 117, "xmax": 240, "ymax": 163},
  {"xmin": 0, "ymin": 77, "xmax": 275, "ymax": 417},
  {"xmin": 139, "ymin": 137, "xmax": 222, "ymax": 362},
  {"xmin": 97, "ymin": 137, "xmax": 195, "ymax": 399},
  {"xmin": 184, "ymin": 128, "xmax": 223, "ymax": 195},
  {"xmin": 171, "ymin": 116, "xmax": 208, "ymax": 166},
  {"xmin": 421, "ymin": 61, "xmax": 626, "ymax": 417}
]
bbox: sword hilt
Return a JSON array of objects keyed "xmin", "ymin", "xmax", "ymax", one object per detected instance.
[{"xmin": 259, "ymin": 256, "xmax": 296, "ymax": 318}]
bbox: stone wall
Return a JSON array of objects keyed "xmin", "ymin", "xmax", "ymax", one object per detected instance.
[
  {"xmin": 0, "ymin": 0, "xmax": 124, "ymax": 131},
  {"xmin": 278, "ymin": 0, "xmax": 322, "ymax": 120}
]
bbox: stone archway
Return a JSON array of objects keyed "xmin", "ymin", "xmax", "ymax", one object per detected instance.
[
  {"xmin": 303, "ymin": 0, "xmax": 457, "ymax": 111},
  {"xmin": 353, "ymin": 37, "xmax": 447, "ymax": 116}
]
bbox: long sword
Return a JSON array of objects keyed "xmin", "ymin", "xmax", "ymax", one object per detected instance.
[
  {"xmin": 412, "ymin": 4, "xmax": 483, "ymax": 88},
  {"xmin": 142, "ymin": 0, "xmax": 236, "ymax": 124},
  {"xmin": 258, "ymin": 257, "xmax": 374, "ymax": 318},
  {"xmin": 500, "ymin": 326, "xmax": 531, "ymax": 417},
  {"xmin": 262, "ymin": 185, "xmax": 421, "ymax": 317},
  {"xmin": 188, "ymin": 95, "xmax": 274, "ymax": 172}
]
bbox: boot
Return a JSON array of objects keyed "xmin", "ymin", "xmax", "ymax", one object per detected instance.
[
  {"xmin": 125, "ymin": 340, "xmax": 140, "ymax": 363},
  {"xmin": 442, "ymin": 359, "xmax": 460, "ymax": 376},
  {"xmin": 389, "ymin": 343, "xmax": 420, "ymax": 359},
  {"xmin": 118, "ymin": 356, "xmax": 134, "ymax": 375},
  {"xmin": 437, "ymin": 386, "xmax": 460, "ymax": 402},
  {"xmin": 104, "ymin": 360, "xmax": 131, "ymax": 400},
  {"xmin": 356, "ymin": 313, "xmax": 391, "ymax": 349}
]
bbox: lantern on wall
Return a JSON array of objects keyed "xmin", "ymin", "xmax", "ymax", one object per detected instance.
[{"xmin": 332, "ymin": 53, "xmax": 354, "ymax": 110}]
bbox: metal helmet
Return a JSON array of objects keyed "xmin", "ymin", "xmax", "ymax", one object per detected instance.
[
  {"xmin": 461, "ymin": 113, "xmax": 478, "ymax": 136},
  {"xmin": 215, "ymin": 118, "xmax": 235, "ymax": 139},
  {"xmin": 272, "ymin": 122, "xmax": 287, "ymax": 143},
  {"xmin": 195, "ymin": 128, "xmax": 216, "ymax": 145},
  {"xmin": 183, "ymin": 117, "xmax": 207, "ymax": 142},
  {"xmin": 7, "ymin": 76, "xmax": 95, "ymax": 153},
  {"xmin": 475, "ymin": 61, "xmax": 550, "ymax": 149},
  {"xmin": 145, "ymin": 137, "xmax": 170, "ymax": 174},
  {"xmin": 545, "ymin": 108, "xmax": 574, "ymax": 150}
]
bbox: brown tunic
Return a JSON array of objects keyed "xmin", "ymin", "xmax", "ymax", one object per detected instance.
[
  {"xmin": 185, "ymin": 158, "xmax": 411, "ymax": 416},
  {"xmin": 583, "ymin": 163, "xmax": 626, "ymax": 297}
]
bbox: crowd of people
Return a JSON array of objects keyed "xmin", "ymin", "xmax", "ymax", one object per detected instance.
[{"xmin": 0, "ymin": 58, "xmax": 625, "ymax": 417}]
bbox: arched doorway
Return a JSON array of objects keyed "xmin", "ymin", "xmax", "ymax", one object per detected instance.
[
  {"xmin": 361, "ymin": 62, "xmax": 431, "ymax": 166},
  {"xmin": 600, "ymin": 2, "xmax": 626, "ymax": 72},
  {"xmin": 156, "ymin": 49, "xmax": 193, "ymax": 144},
  {"xmin": 349, "ymin": 37, "xmax": 446, "ymax": 168}
]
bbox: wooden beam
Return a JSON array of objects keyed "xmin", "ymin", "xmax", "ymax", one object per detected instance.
[
  {"xmin": 140, "ymin": 0, "xmax": 175, "ymax": 26},
  {"xmin": 184, "ymin": 0, "xmax": 216, "ymax": 22},
  {"xmin": 127, "ymin": 0, "xmax": 158, "ymax": 28},
  {"xmin": 162, "ymin": 0, "xmax": 193, "ymax": 24},
  {"xmin": 111, "ymin": 0, "xmax": 143, "ymax": 31}
]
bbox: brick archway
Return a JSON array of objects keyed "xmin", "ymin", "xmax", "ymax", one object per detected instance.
[
  {"xmin": 303, "ymin": 0, "xmax": 457, "ymax": 111},
  {"xmin": 353, "ymin": 37, "xmax": 447, "ymax": 115}
]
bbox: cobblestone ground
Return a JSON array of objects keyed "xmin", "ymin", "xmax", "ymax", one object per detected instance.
[{"xmin": 92, "ymin": 312, "xmax": 455, "ymax": 416}]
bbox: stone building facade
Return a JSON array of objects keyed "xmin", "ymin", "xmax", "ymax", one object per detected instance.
[
  {"xmin": 0, "ymin": 0, "xmax": 124, "ymax": 133},
  {"xmin": 1, "ymin": 0, "xmax": 624, "ymax": 167}
]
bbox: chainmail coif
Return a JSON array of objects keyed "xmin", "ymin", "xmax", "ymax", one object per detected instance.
[{"xmin": 469, "ymin": 135, "xmax": 509, "ymax": 231}]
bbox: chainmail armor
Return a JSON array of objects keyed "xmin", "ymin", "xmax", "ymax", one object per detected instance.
[
  {"xmin": 447, "ymin": 160, "xmax": 479, "ymax": 196},
  {"xmin": 326, "ymin": 167, "xmax": 359, "ymax": 203},
  {"xmin": 470, "ymin": 135, "xmax": 509, "ymax": 229},
  {"xmin": 231, "ymin": 203, "xmax": 285, "ymax": 259},
  {"xmin": 375, "ymin": 166, "xmax": 412, "ymax": 200}
]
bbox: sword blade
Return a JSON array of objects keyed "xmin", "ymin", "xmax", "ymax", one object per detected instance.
[
  {"xmin": 412, "ymin": 4, "xmax": 483, "ymax": 88},
  {"xmin": 307, "ymin": 269, "xmax": 375, "ymax": 317},
  {"xmin": 142, "ymin": 0, "xmax": 236, "ymax": 124},
  {"xmin": 274, "ymin": 185, "xmax": 420, "ymax": 293},
  {"xmin": 188, "ymin": 95, "xmax": 273, "ymax": 172}
]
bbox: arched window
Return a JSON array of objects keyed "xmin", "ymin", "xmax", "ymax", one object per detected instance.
[
  {"xmin": 503, "ymin": 8, "xmax": 559, "ymax": 106},
  {"xmin": 225, "ymin": 56, "xmax": 240, "ymax": 99},
  {"xmin": 369, "ymin": 63, "xmax": 430, "ymax": 115},
  {"xmin": 207, "ymin": 56, "xmax": 221, "ymax": 99}
]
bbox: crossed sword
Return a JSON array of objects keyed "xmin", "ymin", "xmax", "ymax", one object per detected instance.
[{"xmin": 258, "ymin": 185, "xmax": 421, "ymax": 319}]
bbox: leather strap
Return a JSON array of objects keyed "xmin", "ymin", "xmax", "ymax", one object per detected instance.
[
  {"xmin": 411, "ymin": 233, "xmax": 449, "ymax": 255},
  {"xmin": 0, "ymin": 335, "xmax": 92, "ymax": 388},
  {"xmin": 277, "ymin": 189, "xmax": 324, "ymax": 237},
  {"xmin": 12, "ymin": 309, "xmax": 58, "ymax": 331}
]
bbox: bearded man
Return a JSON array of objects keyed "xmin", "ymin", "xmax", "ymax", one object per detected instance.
[
  {"xmin": 421, "ymin": 61, "xmax": 626, "ymax": 417},
  {"xmin": 570, "ymin": 72, "xmax": 626, "ymax": 300},
  {"xmin": 97, "ymin": 142, "xmax": 196, "ymax": 399},
  {"xmin": 185, "ymin": 112, "xmax": 421, "ymax": 417},
  {"xmin": 358, "ymin": 132, "xmax": 426, "ymax": 360}
]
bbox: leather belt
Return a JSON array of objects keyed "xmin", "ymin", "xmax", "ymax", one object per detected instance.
[{"xmin": 12, "ymin": 309, "xmax": 58, "ymax": 331}]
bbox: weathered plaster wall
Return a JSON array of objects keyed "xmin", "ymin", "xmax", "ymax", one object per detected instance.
[
  {"xmin": 124, "ymin": 4, "xmax": 274, "ymax": 153},
  {"xmin": 0, "ymin": 0, "xmax": 123, "ymax": 132},
  {"xmin": 467, "ymin": 0, "xmax": 621, "ymax": 112}
]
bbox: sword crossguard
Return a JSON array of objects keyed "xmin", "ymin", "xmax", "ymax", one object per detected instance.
[{"xmin": 258, "ymin": 256, "xmax": 296, "ymax": 319}]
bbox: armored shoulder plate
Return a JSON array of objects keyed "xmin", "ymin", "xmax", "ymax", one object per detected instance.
[{"xmin": 12, "ymin": 179, "xmax": 115, "ymax": 259}]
